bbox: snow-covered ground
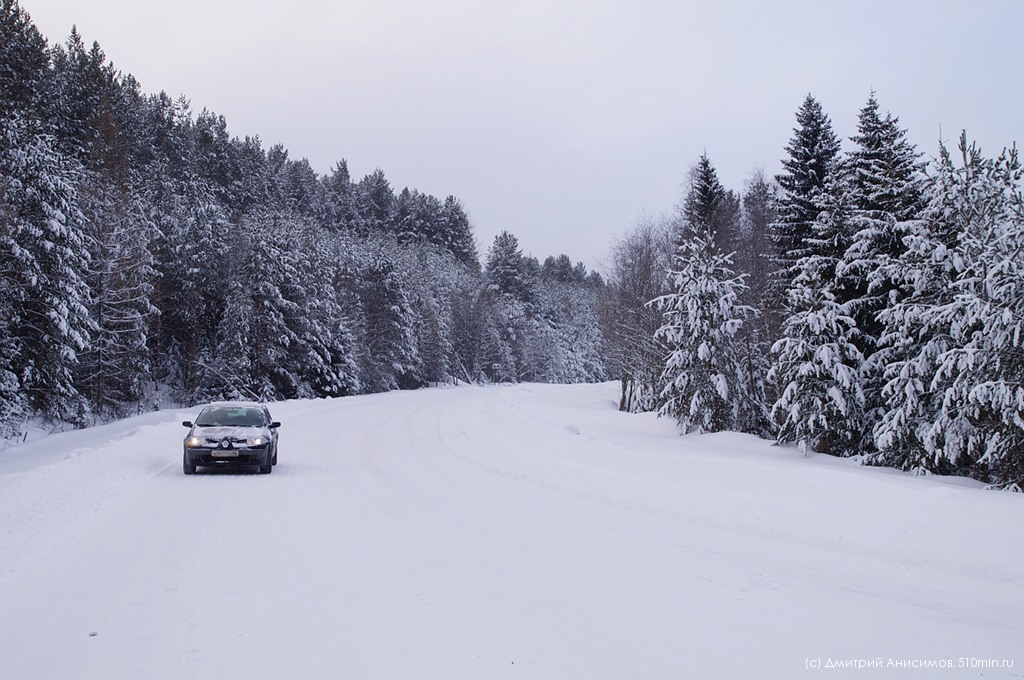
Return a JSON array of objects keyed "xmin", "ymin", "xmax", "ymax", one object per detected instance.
[{"xmin": 0, "ymin": 382, "xmax": 1020, "ymax": 679}]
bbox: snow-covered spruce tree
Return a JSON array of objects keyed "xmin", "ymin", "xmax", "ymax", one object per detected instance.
[
  {"xmin": 770, "ymin": 95, "xmax": 841, "ymax": 300},
  {"xmin": 439, "ymin": 195, "xmax": 480, "ymax": 270},
  {"xmin": 680, "ymin": 152, "xmax": 740, "ymax": 254},
  {"xmin": 240, "ymin": 209, "xmax": 309, "ymax": 400},
  {"xmin": 356, "ymin": 169, "xmax": 396, "ymax": 234},
  {"xmin": 770, "ymin": 169, "xmax": 865, "ymax": 455},
  {"xmin": 872, "ymin": 134, "xmax": 1024, "ymax": 486},
  {"xmin": 652, "ymin": 229, "xmax": 753, "ymax": 433},
  {"xmin": 0, "ymin": 114, "xmax": 92, "ymax": 423},
  {"xmin": 0, "ymin": 0, "xmax": 51, "ymax": 121},
  {"xmin": 208, "ymin": 274, "xmax": 257, "ymax": 402},
  {"xmin": 485, "ymin": 230, "xmax": 537, "ymax": 304},
  {"xmin": 290, "ymin": 218, "xmax": 361, "ymax": 397},
  {"xmin": 738, "ymin": 169, "xmax": 779, "ymax": 323},
  {"xmin": 0, "ymin": 194, "xmax": 26, "ymax": 437},
  {"xmin": 360, "ymin": 248, "xmax": 422, "ymax": 392},
  {"xmin": 153, "ymin": 174, "xmax": 231, "ymax": 400},
  {"xmin": 480, "ymin": 230, "xmax": 541, "ymax": 382},
  {"xmin": 835, "ymin": 93, "xmax": 925, "ymax": 442},
  {"xmin": 319, "ymin": 159, "xmax": 360, "ymax": 231}
]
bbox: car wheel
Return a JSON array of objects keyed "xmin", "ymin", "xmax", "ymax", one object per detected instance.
[
  {"xmin": 272, "ymin": 444, "xmax": 278, "ymax": 466},
  {"xmin": 259, "ymin": 459, "xmax": 272, "ymax": 474},
  {"xmin": 183, "ymin": 458, "xmax": 196, "ymax": 475}
]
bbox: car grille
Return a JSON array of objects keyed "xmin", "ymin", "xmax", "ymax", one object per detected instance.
[{"xmin": 205, "ymin": 436, "xmax": 248, "ymax": 446}]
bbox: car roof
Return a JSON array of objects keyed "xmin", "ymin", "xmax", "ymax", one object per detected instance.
[{"xmin": 200, "ymin": 401, "xmax": 269, "ymax": 411}]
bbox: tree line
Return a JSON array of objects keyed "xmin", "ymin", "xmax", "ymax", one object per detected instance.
[
  {"xmin": 0, "ymin": 0, "xmax": 606, "ymax": 437},
  {"xmin": 5, "ymin": 1, "xmax": 1021, "ymax": 489},
  {"xmin": 604, "ymin": 93, "xmax": 1023, "ymax": 488}
]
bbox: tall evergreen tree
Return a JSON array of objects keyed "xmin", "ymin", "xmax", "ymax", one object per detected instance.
[
  {"xmin": 320, "ymin": 159, "xmax": 359, "ymax": 231},
  {"xmin": 770, "ymin": 169, "xmax": 865, "ymax": 455},
  {"xmin": 836, "ymin": 93, "xmax": 925, "ymax": 445},
  {"xmin": 0, "ymin": 114, "xmax": 91, "ymax": 421},
  {"xmin": 0, "ymin": 0, "xmax": 51, "ymax": 121},
  {"xmin": 770, "ymin": 95, "xmax": 841, "ymax": 297},
  {"xmin": 681, "ymin": 152, "xmax": 740, "ymax": 254},
  {"xmin": 154, "ymin": 174, "xmax": 230, "ymax": 399},
  {"xmin": 439, "ymin": 195, "xmax": 479, "ymax": 269},
  {"xmin": 288, "ymin": 216, "xmax": 361, "ymax": 397},
  {"xmin": 357, "ymin": 169, "xmax": 396, "ymax": 233},
  {"xmin": 485, "ymin": 230, "xmax": 536, "ymax": 303},
  {"xmin": 652, "ymin": 229, "xmax": 753, "ymax": 433},
  {"xmin": 361, "ymin": 249, "xmax": 421, "ymax": 392}
]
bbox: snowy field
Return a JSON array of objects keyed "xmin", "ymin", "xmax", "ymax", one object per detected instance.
[{"xmin": 0, "ymin": 382, "xmax": 1020, "ymax": 679}]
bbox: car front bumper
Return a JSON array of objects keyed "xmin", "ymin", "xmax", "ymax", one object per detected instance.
[{"xmin": 184, "ymin": 445, "xmax": 271, "ymax": 467}]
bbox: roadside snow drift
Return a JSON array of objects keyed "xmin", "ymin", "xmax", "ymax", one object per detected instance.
[{"xmin": 0, "ymin": 382, "xmax": 1020, "ymax": 679}]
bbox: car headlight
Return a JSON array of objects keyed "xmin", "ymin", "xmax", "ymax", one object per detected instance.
[
  {"xmin": 251, "ymin": 436, "xmax": 266, "ymax": 446},
  {"xmin": 185, "ymin": 436, "xmax": 202, "ymax": 448}
]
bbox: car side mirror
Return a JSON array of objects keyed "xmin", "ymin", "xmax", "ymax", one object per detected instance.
[
  {"xmin": 270, "ymin": 421, "xmax": 281, "ymax": 429},
  {"xmin": 182, "ymin": 421, "xmax": 193, "ymax": 428}
]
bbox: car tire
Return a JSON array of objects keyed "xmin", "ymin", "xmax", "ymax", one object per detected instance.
[
  {"xmin": 183, "ymin": 458, "xmax": 196, "ymax": 475},
  {"xmin": 272, "ymin": 444, "xmax": 278, "ymax": 466},
  {"xmin": 259, "ymin": 459, "xmax": 272, "ymax": 474}
]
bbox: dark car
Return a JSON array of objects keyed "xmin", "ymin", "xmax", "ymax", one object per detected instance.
[{"xmin": 182, "ymin": 402, "xmax": 280, "ymax": 475}]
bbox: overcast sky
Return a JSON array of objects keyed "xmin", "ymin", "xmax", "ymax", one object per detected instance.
[{"xmin": 23, "ymin": 0, "xmax": 1024, "ymax": 270}]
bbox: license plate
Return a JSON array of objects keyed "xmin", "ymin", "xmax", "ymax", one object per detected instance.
[{"xmin": 212, "ymin": 450, "xmax": 239, "ymax": 458}]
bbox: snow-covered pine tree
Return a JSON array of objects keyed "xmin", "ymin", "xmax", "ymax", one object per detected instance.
[
  {"xmin": 835, "ymin": 93, "xmax": 925, "ymax": 444},
  {"xmin": 242, "ymin": 209, "xmax": 302, "ymax": 400},
  {"xmin": 485, "ymin": 231, "xmax": 536, "ymax": 303},
  {"xmin": 0, "ymin": 169, "xmax": 25, "ymax": 436},
  {"xmin": 770, "ymin": 169, "xmax": 865, "ymax": 455},
  {"xmin": 0, "ymin": 114, "xmax": 92, "ymax": 422},
  {"xmin": 356, "ymin": 169, "xmax": 396, "ymax": 234},
  {"xmin": 208, "ymin": 274, "xmax": 257, "ymax": 402},
  {"xmin": 873, "ymin": 134, "xmax": 1024, "ymax": 486},
  {"xmin": 0, "ymin": 0, "xmax": 51, "ymax": 121},
  {"xmin": 770, "ymin": 95, "xmax": 841, "ymax": 299},
  {"xmin": 652, "ymin": 229, "xmax": 753, "ymax": 433},
  {"xmin": 738, "ymin": 170, "xmax": 778, "ymax": 315},
  {"xmin": 439, "ymin": 196, "xmax": 479, "ymax": 269},
  {"xmin": 360, "ymin": 248, "xmax": 422, "ymax": 392},
  {"xmin": 228, "ymin": 134, "xmax": 270, "ymax": 220},
  {"xmin": 289, "ymin": 216, "xmax": 360, "ymax": 397},
  {"xmin": 680, "ymin": 152, "xmax": 741, "ymax": 255},
  {"xmin": 193, "ymin": 110, "xmax": 239, "ymax": 210},
  {"xmin": 154, "ymin": 174, "xmax": 231, "ymax": 400},
  {"xmin": 320, "ymin": 160, "xmax": 360, "ymax": 231}
]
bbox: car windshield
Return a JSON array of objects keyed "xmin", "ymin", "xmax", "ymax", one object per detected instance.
[{"xmin": 195, "ymin": 407, "xmax": 265, "ymax": 428}]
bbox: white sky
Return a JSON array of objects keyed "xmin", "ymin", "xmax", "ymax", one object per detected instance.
[{"xmin": 23, "ymin": 0, "xmax": 1024, "ymax": 270}]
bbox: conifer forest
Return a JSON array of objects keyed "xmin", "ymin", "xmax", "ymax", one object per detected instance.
[{"xmin": 2, "ymin": 0, "xmax": 1022, "ymax": 487}]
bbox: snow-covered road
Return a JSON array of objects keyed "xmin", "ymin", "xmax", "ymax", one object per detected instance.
[{"xmin": 0, "ymin": 383, "xmax": 1020, "ymax": 678}]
